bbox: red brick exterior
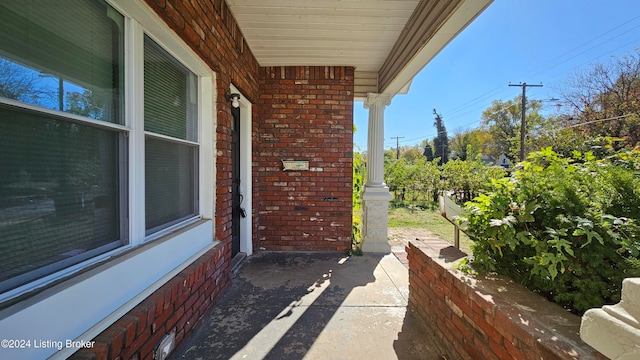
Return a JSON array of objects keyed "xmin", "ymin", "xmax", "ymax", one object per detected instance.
[
  {"xmin": 71, "ymin": 246, "xmax": 229, "ymax": 360},
  {"xmin": 70, "ymin": 0, "xmax": 355, "ymax": 358},
  {"xmin": 143, "ymin": 0, "xmax": 261, "ymax": 258},
  {"xmin": 407, "ymin": 239, "xmax": 606, "ymax": 360},
  {"xmin": 257, "ymin": 66, "xmax": 354, "ymax": 251}
]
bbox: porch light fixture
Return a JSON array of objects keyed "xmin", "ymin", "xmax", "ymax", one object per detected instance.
[{"xmin": 225, "ymin": 91, "xmax": 241, "ymax": 108}]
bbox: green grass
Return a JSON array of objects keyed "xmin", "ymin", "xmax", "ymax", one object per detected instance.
[
  {"xmin": 388, "ymin": 205, "xmax": 473, "ymax": 254},
  {"xmin": 388, "ymin": 207, "xmax": 441, "ymax": 228}
]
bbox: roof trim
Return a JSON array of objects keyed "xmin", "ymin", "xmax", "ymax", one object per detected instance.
[
  {"xmin": 380, "ymin": 0, "xmax": 492, "ymax": 97},
  {"xmin": 378, "ymin": 0, "xmax": 462, "ymax": 93}
]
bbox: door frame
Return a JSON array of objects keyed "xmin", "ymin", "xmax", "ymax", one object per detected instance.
[{"xmin": 230, "ymin": 85, "xmax": 253, "ymax": 256}]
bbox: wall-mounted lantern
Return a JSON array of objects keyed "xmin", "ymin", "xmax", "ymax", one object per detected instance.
[{"xmin": 225, "ymin": 91, "xmax": 240, "ymax": 108}]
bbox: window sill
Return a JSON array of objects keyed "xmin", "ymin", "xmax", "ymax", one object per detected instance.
[{"xmin": 0, "ymin": 219, "xmax": 215, "ymax": 360}]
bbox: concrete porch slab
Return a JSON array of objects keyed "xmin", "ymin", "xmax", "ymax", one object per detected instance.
[{"xmin": 174, "ymin": 252, "xmax": 450, "ymax": 360}]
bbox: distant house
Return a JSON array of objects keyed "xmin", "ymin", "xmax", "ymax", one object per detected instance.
[
  {"xmin": 481, "ymin": 154, "xmax": 496, "ymax": 165},
  {"xmin": 480, "ymin": 153, "xmax": 512, "ymax": 168},
  {"xmin": 0, "ymin": 0, "xmax": 491, "ymax": 358},
  {"xmin": 497, "ymin": 154, "xmax": 513, "ymax": 168}
]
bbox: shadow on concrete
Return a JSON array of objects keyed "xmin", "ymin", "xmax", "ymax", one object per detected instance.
[
  {"xmin": 175, "ymin": 252, "xmax": 382, "ymax": 360},
  {"xmin": 393, "ymin": 306, "xmax": 453, "ymax": 360}
]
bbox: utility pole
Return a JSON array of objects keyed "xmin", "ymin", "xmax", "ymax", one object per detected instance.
[
  {"xmin": 440, "ymin": 130, "xmax": 445, "ymax": 163},
  {"xmin": 391, "ymin": 136, "xmax": 404, "ymax": 159},
  {"xmin": 509, "ymin": 82, "xmax": 542, "ymax": 161}
]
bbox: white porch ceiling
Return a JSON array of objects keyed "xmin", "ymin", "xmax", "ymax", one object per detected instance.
[{"xmin": 226, "ymin": 0, "xmax": 492, "ymax": 99}]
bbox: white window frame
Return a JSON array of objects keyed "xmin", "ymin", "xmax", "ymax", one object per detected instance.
[
  {"xmin": 0, "ymin": 1, "xmax": 217, "ymax": 358},
  {"xmin": 0, "ymin": 2, "xmax": 130, "ymax": 295},
  {"xmin": 127, "ymin": 8, "xmax": 215, "ymax": 245}
]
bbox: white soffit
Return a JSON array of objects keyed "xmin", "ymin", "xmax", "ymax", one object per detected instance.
[{"xmin": 226, "ymin": 0, "xmax": 492, "ymax": 99}]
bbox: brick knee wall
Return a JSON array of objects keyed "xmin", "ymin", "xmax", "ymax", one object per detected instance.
[
  {"xmin": 70, "ymin": 244, "xmax": 229, "ymax": 360},
  {"xmin": 407, "ymin": 239, "xmax": 606, "ymax": 360}
]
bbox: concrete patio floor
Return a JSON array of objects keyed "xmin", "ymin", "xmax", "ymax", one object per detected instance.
[{"xmin": 174, "ymin": 251, "xmax": 451, "ymax": 360}]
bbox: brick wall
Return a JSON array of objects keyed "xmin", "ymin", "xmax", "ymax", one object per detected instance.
[
  {"xmin": 407, "ymin": 239, "xmax": 606, "ymax": 360},
  {"xmin": 68, "ymin": 1, "xmax": 258, "ymax": 359},
  {"xmin": 144, "ymin": 0, "xmax": 261, "ymax": 256},
  {"xmin": 144, "ymin": 1, "xmax": 355, "ymax": 253},
  {"xmin": 256, "ymin": 66, "xmax": 354, "ymax": 251},
  {"xmin": 75, "ymin": 1, "xmax": 358, "ymax": 357},
  {"xmin": 144, "ymin": 0, "xmax": 260, "ymax": 97},
  {"xmin": 71, "ymin": 245, "xmax": 229, "ymax": 360}
]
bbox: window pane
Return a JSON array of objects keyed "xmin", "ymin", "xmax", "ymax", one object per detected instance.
[
  {"xmin": 0, "ymin": 0, "xmax": 124, "ymax": 124},
  {"xmin": 144, "ymin": 36, "xmax": 198, "ymax": 234},
  {"xmin": 144, "ymin": 36, "xmax": 197, "ymax": 141},
  {"xmin": 0, "ymin": 104, "xmax": 123, "ymax": 292},
  {"xmin": 145, "ymin": 138, "xmax": 197, "ymax": 233}
]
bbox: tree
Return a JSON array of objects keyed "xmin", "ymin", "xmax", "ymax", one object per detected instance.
[
  {"xmin": 383, "ymin": 148, "xmax": 441, "ymax": 202},
  {"xmin": 423, "ymin": 141, "xmax": 434, "ymax": 161},
  {"xmin": 557, "ymin": 49, "xmax": 640, "ymax": 148},
  {"xmin": 352, "ymin": 150, "xmax": 365, "ymax": 252},
  {"xmin": 0, "ymin": 58, "xmax": 51, "ymax": 104},
  {"xmin": 467, "ymin": 128, "xmax": 490, "ymax": 160},
  {"xmin": 449, "ymin": 128, "xmax": 488, "ymax": 161},
  {"xmin": 530, "ymin": 114, "xmax": 589, "ymax": 157},
  {"xmin": 66, "ymin": 90, "xmax": 106, "ymax": 120},
  {"xmin": 449, "ymin": 131, "xmax": 468, "ymax": 161},
  {"xmin": 440, "ymin": 158, "xmax": 507, "ymax": 203},
  {"xmin": 384, "ymin": 157, "xmax": 409, "ymax": 200},
  {"xmin": 398, "ymin": 145, "xmax": 424, "ymax": 162},
  {"xmin": 432, "ymin": 109, "xmax": 449, "ymax": 164},
  {"xmin": 481, "ymin": 96, "xmax": 543, "ymax": 160}
]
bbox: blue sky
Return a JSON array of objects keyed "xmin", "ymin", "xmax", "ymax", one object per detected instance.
[{"xmin": 353, "ymin": 1, "xmax": 640, "ymax": 151}]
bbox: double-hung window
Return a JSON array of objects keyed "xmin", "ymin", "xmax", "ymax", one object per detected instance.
[
  {"xmin": 0, "ymin": 0, "xmax": 202, "ymax": 296},
  {"xmin": 144, "ymin": 36, "xmax": 199, "ymax": 235}
]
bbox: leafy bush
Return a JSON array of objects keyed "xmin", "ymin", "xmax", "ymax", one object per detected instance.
[
  {"xmin": 383, "ymin": 152, "xmax": 508, "ymax": 204},
  {"xmin": 351, "ymin": 151, "xmax": 365, "ymax": 254},
  {"xmin": 385, "ymin": 157, "xmax": 440, "ymax": 202},
  {"xmin": 440, "ymin": 159, "xmax": 507, "ymax": 203},
  {"xmin": 458, "ymin": 147, "xmax": 640, "ymax": 314}
]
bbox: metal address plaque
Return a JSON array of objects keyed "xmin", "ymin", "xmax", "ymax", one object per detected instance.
[{"xmin": 282, "ymin": 160, "xmax": 309, "ymax": 171}]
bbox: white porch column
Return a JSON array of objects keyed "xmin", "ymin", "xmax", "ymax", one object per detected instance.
[
  {"xmin": 581, "ymin": 277, "xmax": 640, "ymax": 359},
  {"xmin": 361, "ymin": 93, "xmax": 393, "ymax": 253}
]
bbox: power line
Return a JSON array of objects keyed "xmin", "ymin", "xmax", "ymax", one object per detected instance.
[
  {"xmin": 444, "ymin": 86, "xmax": 507, "ymax": 118},
  {"xmin": 386, "ymin": 99, "xmax": 561, "ymax": 149},
  {"xmin": 439, "ymin": 14, "xmax": 640, "ymax": 125},
  {"xmin": 559, "ymin": 114, "xmax": 633, "ymax": 130},
  {"xmin": 529, "ymin": 24, "xmax": 640, "ymax": 80},
  {"xmin": 389, "ymin": 101, "xmax": 629, "ymax": 150},
  {"xmin": 378, "ymin": 17, "xmax": 640, "ymax": 151}
]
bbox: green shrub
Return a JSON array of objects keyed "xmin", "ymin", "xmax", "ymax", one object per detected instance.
[
  {"xmin": 350, "ymin": 151, "xmax": 365, "ymax": 255},
  {"xmin": 457, "ymin": 147, "xmax": 640, "ymax": 314},
  {"xmin": 440, "ymin": 159, "xmax": 507, "ymax": 204}
]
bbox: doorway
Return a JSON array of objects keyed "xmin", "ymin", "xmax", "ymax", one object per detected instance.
[
  {"xmin": 231, "ymin": 102, "xmax": 241, "ymax": 257},
  {"xmin": 228, "ymin": 86, "xmax": 253, "ymax": 259}
]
